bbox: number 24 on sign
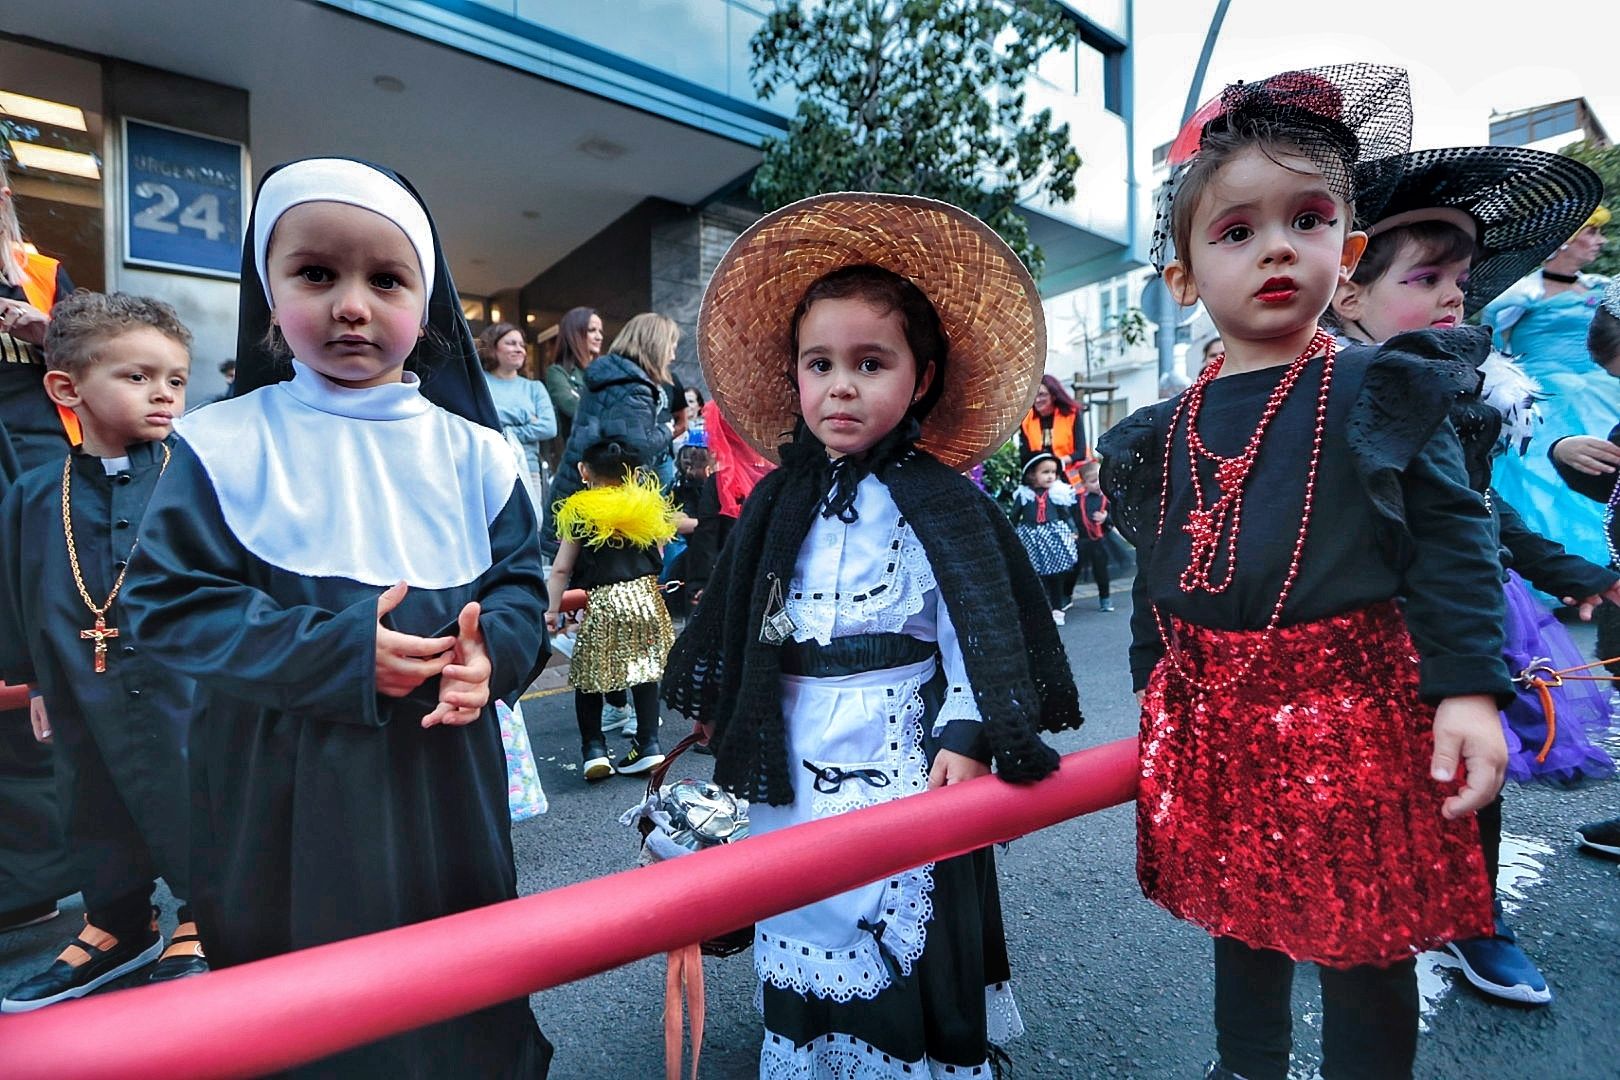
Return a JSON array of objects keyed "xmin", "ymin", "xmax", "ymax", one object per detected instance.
[{"xmin": 133, "ymin": 181, "xmax": 227, "ymax": 241}]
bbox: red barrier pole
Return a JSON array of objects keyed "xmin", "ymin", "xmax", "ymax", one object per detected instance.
[{"xmin": 0, "ymin": 738, "xmax": 1138, "ymax": 1079}]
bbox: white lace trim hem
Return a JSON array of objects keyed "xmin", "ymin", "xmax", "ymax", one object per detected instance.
[
  {"xmin": 760, "ymin": 1032, "xmax": 992, "ymax": 1080},
  {"xmin": 755, "ymin": 861, "xmax": 936, "ymax": 1003},
  {"xmin": 758, "ymin": 984, "xmax": 1023, "ymax": 1080},
  {"xmin": 985, "ymin": 981, "xmax": 1025, "ymax": 1045}
]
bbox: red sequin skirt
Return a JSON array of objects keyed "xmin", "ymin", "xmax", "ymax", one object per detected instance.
[{"xmin": 1138, "ymin": 601, "xmax": 1493, "ymax": 968}]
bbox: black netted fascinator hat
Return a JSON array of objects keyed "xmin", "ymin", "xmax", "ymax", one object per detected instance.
[
  {"xmin": 1151, "ymin": 63, "xmax": 1413, "ymax": 270},
  {"xmin": 1355, "ymin": 147, "xmax": 1602, "ymax": 316}
]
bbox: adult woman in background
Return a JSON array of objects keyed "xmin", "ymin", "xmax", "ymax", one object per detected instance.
[
  {"xmin": 545, "ymin": 313, "xmax": 677, "ymax": 549},
  {"xmin": 541, "ymin": 306, "xmax": 604, "ymax": 462},
  {"xmin": 0, "ymin": 159, "xmax": 79, "ymax": 472},
  {"xmin": 478, "ymin": 321, "xmax": 556, "ymax": 515},
  {"xmin": 1484, "ymin": 207, "xmax": 1614, "ymax": 568},
  {"xmin": 1017, "ymin": 374, "xmax": 1088, "ymax": 484}
]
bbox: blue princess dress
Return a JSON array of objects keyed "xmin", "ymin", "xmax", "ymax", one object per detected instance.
[{"xmin": 1483, "ymin": 274, "xmax": 1618, "ymax": 569}]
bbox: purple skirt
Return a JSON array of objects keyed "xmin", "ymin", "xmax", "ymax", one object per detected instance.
[{"xmin": 1501, "ymin": 571, "xmax": 1618, "ymax": 785}]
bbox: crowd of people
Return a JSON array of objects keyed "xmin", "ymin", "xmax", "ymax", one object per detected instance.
[{"xmin": 0, "ymin": 58, "xmax": 1617, "ymax": 1080}]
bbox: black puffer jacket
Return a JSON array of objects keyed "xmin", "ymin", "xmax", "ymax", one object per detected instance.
[{"xmin": 544, "ymin": 352, "xmax": 672, "ymax": 546}]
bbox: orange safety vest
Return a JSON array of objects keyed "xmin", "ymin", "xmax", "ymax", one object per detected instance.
[
  {"xmin": 11, "ymin": 249, "xmax": 82, "ymax": 446},
  {"xmin": 1020, "ymin": 409, "xmax": 1088, "ymax": 482}
]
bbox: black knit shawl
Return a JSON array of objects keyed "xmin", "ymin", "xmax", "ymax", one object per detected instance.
[{"xmin": 661, "ymin": 428, "xmax": 1083, "ymax": 806}]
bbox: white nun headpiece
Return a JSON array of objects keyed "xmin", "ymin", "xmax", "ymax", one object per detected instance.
[{"xmin": 251, "ymin": 158, "xmax": 436, "ymax": 325}]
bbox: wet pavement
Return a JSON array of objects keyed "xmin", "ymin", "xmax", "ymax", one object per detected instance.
[{"xmin": 2, "ymin": 585, "xmax": 1616, "ymax": 1077}]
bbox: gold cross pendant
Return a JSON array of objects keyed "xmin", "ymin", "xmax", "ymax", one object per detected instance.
[{"xmin": 80, "ymin": 614, "xmax": 119, "ymax": 674}]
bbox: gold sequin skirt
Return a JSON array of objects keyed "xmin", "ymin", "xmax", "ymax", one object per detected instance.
[{"xmin": 569, "ymin": 575, "xmax": 674, "ymax": 693}]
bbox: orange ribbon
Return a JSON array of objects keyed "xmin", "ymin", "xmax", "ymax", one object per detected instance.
[
  {"xmin": 663, "ymin": 943, "xmax": 704, "ymax": 1080},
  {"xmin": 1515, "ymin": 656, "xmax": 1620, "ymax": 764}
]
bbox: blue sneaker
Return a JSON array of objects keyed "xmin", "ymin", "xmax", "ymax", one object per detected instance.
[{"xmin": 1447, "ymin": 902, "xmax": 1551, "ymax": 1005}]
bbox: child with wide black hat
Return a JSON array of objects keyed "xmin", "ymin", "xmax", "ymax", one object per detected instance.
[{"xmin": 1330, "ymin": 145, "xmax": 1611, "ymax": 1007}]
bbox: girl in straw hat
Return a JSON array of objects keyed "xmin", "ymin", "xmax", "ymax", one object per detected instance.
[{"xmin": 662, "ymin": 193, "xmax": 1083, "ymax": 1078}]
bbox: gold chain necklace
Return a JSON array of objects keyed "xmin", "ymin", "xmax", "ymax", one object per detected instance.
[{"xmin": 61, "ymin": 443, "xmax": 171, "ymax": 673}]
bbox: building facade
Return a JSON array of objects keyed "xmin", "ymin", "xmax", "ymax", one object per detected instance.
[
  {"xmin": 3, "ymin": 0, "xmax": 1141, "ymax": 401},
  {"xmin": 1490, "ymin": 97, "xmax": 1609, "ymax": 153}
]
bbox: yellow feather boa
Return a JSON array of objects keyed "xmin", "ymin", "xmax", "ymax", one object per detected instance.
[{"xmin": 554, "ymin": 471, "xmax": 678, "ymax": 549}]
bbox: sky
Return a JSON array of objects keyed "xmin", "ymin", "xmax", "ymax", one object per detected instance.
[{"xmin": 1130, "ymin": 0, "xmax": 1620, "ymax": 154}]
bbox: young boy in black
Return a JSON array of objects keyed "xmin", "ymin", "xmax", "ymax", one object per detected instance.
[
  {"xmin": 0, "ymin": 291, "xmax": 206, "ymax": 1012},
  {"xmin": 1076, "ymin": 461, "xmax": 1115, "ymax": 612}
]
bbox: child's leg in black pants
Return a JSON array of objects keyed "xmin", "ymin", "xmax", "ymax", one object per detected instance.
[
  {"xmin": 1477, "ymin": 792, "xmax": 1503, "ymax": 896},
  {"xmin": 1081, "ymin": 538, "xmax": 1111, "ymax": 599},
  {"xmin": 1039, "ymin": 574, "xmax": 1065, "ymax": 610},
  {"xmin": 629, "ymin": 682, "xmax": 661, "ymax": 748},
  {"xmin": 575, "ymin": 690, "xmax": 605, "ymax": 747},
  {"xmin": 1318, "ymin": 957, "xmax": 1417, "ymax": 1078},
  {"xmin": 1213, "ymin": 936, "xmax": 1418, "ymax": 1079},
  {"xmin": 1214, "ymin": 937, "xmax": 1293, "ymax": 1079}
]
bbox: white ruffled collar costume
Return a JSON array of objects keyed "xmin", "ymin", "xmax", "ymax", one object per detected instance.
[{"xmin": 175, "ymin": 362, "xmax": 515, "ymax": 588}]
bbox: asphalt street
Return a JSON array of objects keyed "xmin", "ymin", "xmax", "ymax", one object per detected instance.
[{"xmin": 2, "ymin": 583, "xmax": 1616, "ymax": 1078}]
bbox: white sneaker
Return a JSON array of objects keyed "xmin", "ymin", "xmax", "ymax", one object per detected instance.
[
  {"xmin": 601, "ymin": 702, "xmax": 635, "ymax": 733},
  {"xmin": 1052, "ymin": 609, "xmax": 1066, "ymax": 626}
]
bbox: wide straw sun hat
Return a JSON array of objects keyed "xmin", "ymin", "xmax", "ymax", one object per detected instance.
[{"xmin": 697, "ymin": 192, "xmax": 1046, "ymax": 471}]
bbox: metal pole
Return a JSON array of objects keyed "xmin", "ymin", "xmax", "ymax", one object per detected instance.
[
  {"xmin": 1182, "ymin": 0, "xmax": 1233, "ymax": 128},
  {"xmin": 1157, "ymin": 0, "xmax": 1232, "ymax": 388}
]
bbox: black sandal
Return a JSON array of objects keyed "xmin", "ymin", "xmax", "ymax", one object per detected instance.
[{"xmin": 148, "ymin": 921, "xmax": 209, "ymax": 983}]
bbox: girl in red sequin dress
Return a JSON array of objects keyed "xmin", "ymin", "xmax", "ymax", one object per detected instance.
[{"xmin": 1099, "ymin": 65, "xmax": 1511, "ymax": 1080}]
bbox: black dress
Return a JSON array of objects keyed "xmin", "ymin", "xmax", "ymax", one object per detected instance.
[
  {"xmin": 121, "ymin": 369, "xmax": 552, "ymax": 1078},
  {"xmin": 1103, "ymin": 335, "xmax": 1510, "ymax": 700}
]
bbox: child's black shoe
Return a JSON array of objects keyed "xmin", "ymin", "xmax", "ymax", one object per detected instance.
[
  {"xmin": 582, "ymin": 741, "xmax": 615, "ymax": 782},
  {"xmin": 147, "ymin": 920, "xmax": 210, "ymax": 983},
  {"xmin": 616, "ymin": 740, "xmax": 665, "ymax": 776},
  {"xmin": 1, "ymin": 916, "xmax": 161, "ymax": 1012}
]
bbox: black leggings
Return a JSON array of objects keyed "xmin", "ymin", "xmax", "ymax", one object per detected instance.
[
  {"xmin": 1214, "ymin": 937, "xmax": 1417, "ymax": 1080},
  {"xmin": 1478, "ymin": 792, "xmax": 1503, "ymax": 896},
  {"xmin": 1039, "ymin": 573, "xmax": 1067, "ymax": 610},
  {"xmin": 1076, "ymin": 537, "xmax": 1111, "ymax": 599},
  {"xmin": 88, "ymin": 885, "xmax": 192, "ymax": 939},
  {"xmin": 575, "ymin": 682, "xmax": 660, "ymax": 747}
]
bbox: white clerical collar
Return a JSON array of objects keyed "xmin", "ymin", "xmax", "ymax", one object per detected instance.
[{"xmin": 280, "ymin": 359, "xmax": 433, "ymax": 421}]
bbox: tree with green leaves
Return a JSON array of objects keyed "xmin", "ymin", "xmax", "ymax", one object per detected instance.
[
  {"xmin": 749, "ymin": 0, "xmax": 1083, "ymax": 281},
  {"xmin": 1560, "ymin": 140, "xmax": 1619, "ymax": 278}
]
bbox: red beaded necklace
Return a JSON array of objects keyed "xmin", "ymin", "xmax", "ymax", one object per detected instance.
[{"xmin": 1153, "ymin": 328, "xmax": 1335, "ymax": 691}]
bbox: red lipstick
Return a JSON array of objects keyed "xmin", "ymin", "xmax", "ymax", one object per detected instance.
[{"xmin": 1254, "ymin": 277, "xmax": 1297, "ymax": 303}]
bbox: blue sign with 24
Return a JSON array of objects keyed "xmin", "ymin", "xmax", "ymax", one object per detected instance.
[{"xmin": 123, "ymin": 119, "xmax": 244, "ymax": 278}]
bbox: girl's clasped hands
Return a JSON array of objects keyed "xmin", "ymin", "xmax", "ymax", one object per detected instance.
[{"xmin": 373, "ymin": 580, "xmax": 492, "ymax": 727}]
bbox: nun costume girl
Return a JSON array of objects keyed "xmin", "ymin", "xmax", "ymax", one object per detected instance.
[{"xmin": 122, "ymin": 158, "xmax": 552, "ymax": 1077}]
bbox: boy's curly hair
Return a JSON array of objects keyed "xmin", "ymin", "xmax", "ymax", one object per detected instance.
[{"xmin": 45, "ymin": 290, "xmax": 193, "ymax": 375}]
